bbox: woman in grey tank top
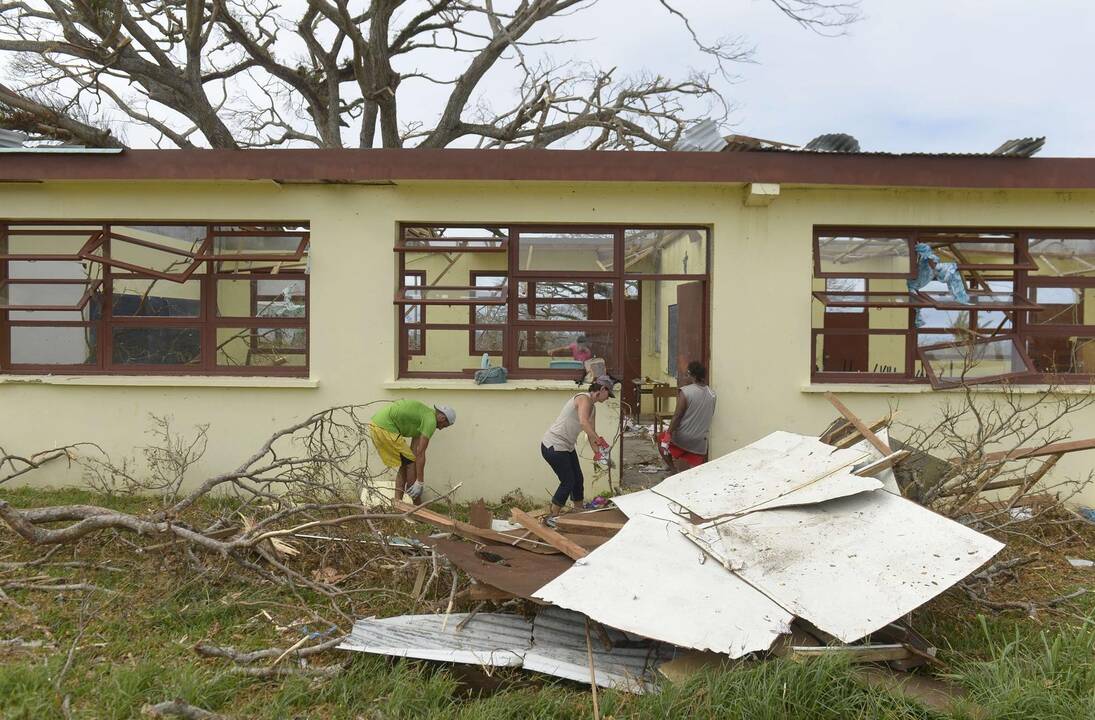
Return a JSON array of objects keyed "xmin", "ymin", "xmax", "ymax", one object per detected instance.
[{"xmin": 541, "ymin": 376, "xmax": 615, "ymax": 520}]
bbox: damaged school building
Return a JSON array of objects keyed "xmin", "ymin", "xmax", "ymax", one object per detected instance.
[{"xmin": 4, "ymin": 138, "xmax": 1095, "ymax": 508}]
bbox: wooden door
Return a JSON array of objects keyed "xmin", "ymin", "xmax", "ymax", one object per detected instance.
[{"xmin": 675, "ymin": 281, "xmax": 705, "ymax": 381}]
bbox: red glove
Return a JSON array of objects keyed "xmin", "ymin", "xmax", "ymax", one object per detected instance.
[{"xmin": 657, "ymin": 431, "xmax": 671, "ymax": 445}]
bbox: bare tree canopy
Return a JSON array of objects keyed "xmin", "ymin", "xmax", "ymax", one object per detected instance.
[{"xmin": 0, "ymin": 1, "xmax": 857, "ymax": 150}]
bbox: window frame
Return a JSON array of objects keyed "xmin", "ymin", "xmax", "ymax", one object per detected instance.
[
  {"xmin": 811, "ymin": 226, "xmax": 1095, "ymax": 385},
  {"xmin": 0, "ymin": 221, "xmax": 310, "ymax": 377},
  {"xmin": 396, "ymin": 223, "xmax": 711, "ymax": 380}
]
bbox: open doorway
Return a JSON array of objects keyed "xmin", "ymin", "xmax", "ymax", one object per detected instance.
[{"xmin": 619, "ymin": 276, "xmax": 708, "ymax": 489}]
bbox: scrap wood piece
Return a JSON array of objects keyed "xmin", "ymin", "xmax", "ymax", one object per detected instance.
[
  {"xmin": 468, "ymin": 582, "xmax": 517, "ymax": 602},
  {"xmin": 645, "ymin": 431, "xmax": 879, "ymax": 520},
  {"xmin": 854, "ymin": 666, "xmax": 976, "ymax": 716},
  {"xmin": 685, "ymin": 491, "xmax": 1004, "ymax": 643},
  {"xmin": 510, "ymin": 508, "xmax": 588, "ymax": 561},
  {"xmin": 825, "ymin": 416, "xmax": 893, "ymax": 448},
  {"xmin": 429, "ymin": 537, "xmax": 573, "ymax": 601},
  {"xmin": 852, "ymin": 450, "xmax": 910, "ymax": 478},
  {"xmin": 975, "ymin": 436, "xmax": 1095, "ymax": 465},
  {"xmin": 552, "ymin": 509, "xmax": 628, "ymax": 537},
  {"xmin": 468, "ymin": 500, "xmax": 492, "ymax": 530},
  {"xmin": 338, "ymin": 613, "xmax": 530, "ymax": 666},
  {"xmin": 394, "ymin": 501, "xmax": 559, "ymax": 555},
  {"xmin": 783, "ymin": 644, "xmax": 913, "ymax": 663},
  {"xmin": 824, "ymin": 393, "xmax": 894, "ymax": 458},
  {"xmin": 533, "ymin": 514, "xmax": 794, "ymax": 658}
]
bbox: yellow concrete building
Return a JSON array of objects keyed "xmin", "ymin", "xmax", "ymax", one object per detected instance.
[{"xmin": 3, "ymin": 148, "xmax": 1095, "ymax": 505}]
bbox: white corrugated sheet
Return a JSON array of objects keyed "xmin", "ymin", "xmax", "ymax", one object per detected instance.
[
  {"xmin": 533, "ymin": 514, "xmax": 794, "ymax": 657},
  {"xmin": 339, "ymin": 613, "xmax": 529, "ymax": 666},
  {"xmin": 648, "ymin": 431, "xmax": 879, "ymax": 519},
  {"xmin": 523, "ymin": 607, "xmax": 674, "ymax": 693},
  {"xmin": 685, "ymin": 491, "xmax": 1004, "ymax": 642}
]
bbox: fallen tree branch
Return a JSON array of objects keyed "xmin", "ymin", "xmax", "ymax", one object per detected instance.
[
  {"xmin": 141, "ymin": 700, "xmax": 229, "ymax": 720},
  {"xmin": 193, "ymin": 634, "xmax": 347, "ymax": 665}
]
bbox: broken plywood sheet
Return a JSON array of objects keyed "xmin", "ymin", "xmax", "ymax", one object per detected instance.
[
  {"xmin": 523, "ymin": 607, "xmax": 674, "ymax": 693},
  {"xmin": 649, "ymin": 431, "xmax": 879, "ymax": 520},
  {"xmin": 339, "ymin": 613, "xmax": 530, "ymax": 666},
  {"xmin": 687, "ymin": 491, "xmax": 1003, "ymax": 643},
  {"xmin": 533, "ymin": 514, "xmax": 793, "ymax": 657},
  {"xmin": 428, "ymin": 538, "xmax": 573, "ymax": 601}
]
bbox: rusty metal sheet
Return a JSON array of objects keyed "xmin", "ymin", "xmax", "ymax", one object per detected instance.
[{"xmin": 429, "ymin": 537, "xmax": 573, "ymax": 600}]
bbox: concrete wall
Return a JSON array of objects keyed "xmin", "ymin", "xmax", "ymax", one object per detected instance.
[{"xmin": 4, "ymin": 179, "xmax": 1095, "ymax": 505}]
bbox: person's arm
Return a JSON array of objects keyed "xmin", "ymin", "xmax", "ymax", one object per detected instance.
[
  {"xmin": 667, "ymin": 390, "xmax": 689, "ymax": 437},
  {"xmin": 574, "ymin": 395, "xmax": 605, "ymax": 452},
  {"xmin": 411, "ymin": 435, "xmax": 430, "ymax": 485}
]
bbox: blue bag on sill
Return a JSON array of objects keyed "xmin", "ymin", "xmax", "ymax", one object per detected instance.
[{"xmin": 474, "ymin": 366, "xmax": 508, "ymax": 385}]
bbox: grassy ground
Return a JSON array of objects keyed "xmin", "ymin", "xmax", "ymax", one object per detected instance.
[{"xmin": 1, "ymin": 487, "xmax": 1093, "ymax": 720}]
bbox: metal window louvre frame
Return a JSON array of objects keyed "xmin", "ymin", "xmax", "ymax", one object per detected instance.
[
  {"xmin": 79, "ymin": 230, "xmax": 213, "ymax": 283},
  {"xmin": 812, "ymin": 291, "xmax": 931, "ymax": 308},
  {"xmin": 915, "ymin": 290, "xmax": 1045, "ymax": 311},
  {"xmin": 916, "ymin": 335, "xmax": 1037, "ymax": 390},
  {"xmin": 813, "ymin": 230, "xmax": 917, "ymax": 280},
  {"xmin": 394, "ymin": 285, "xmax": 509, "ymax": 305}
]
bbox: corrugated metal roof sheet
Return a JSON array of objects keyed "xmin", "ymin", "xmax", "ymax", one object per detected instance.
[{"xmin": 339, "ymin": 613, "xmax": 530, "ymax": 666}]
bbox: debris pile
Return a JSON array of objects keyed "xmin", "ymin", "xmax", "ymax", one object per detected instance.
[{"xmin": 340, "ymin": 406, "xmax": 1005, "ymax": 693}]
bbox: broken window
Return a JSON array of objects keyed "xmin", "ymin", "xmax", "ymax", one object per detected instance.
[
  {"xmin": 623, "ymin": 229, "xmax": 707, "ymax": 275},
  {"xmin": 0, "ymin": 222, "xmax": 309, "ymax": 376},
  {"xmin": 809, "ymin": 227, "xmax": 1093, "ymax": 387},
  {"xmin": 814, "ymin": 233, "xmax": 914, "ymax": 278},
  {"xmin": 395, "ymin": 224, "xmax": 710, "ymax": 380}
]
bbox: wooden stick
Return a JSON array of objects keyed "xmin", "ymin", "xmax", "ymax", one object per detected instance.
[
  {"xmin": 824, "ymin": 393, "xmax": 892, "ymax": 457},
  {"xmin": 510, "ymin": 508, "xmax": 589, "ymax": 561},
  {"xmin": 585, "ymin": 619, "xmax": 601, "ymax": 720},
  {"xmin": 832, "ymin": 417, "xmax": 893, "ymax": 449},
  {"xmin": 551, "ymin": 515, "xmax": 625, "ymax": 537},
  {"xmin": 394, "ymin": 501, "xmax": 559, "ymax": 554},
  {"xmin": 1005, "ymin": 453, "xmax": 1062, "ymax": 507},
  {"xmin": 853, "ymin": 451, "xmax": 910, "ymax": 477},
  {"xmin": 977, "ymin": 436, "xmax": 1095, "ymax": 464}
]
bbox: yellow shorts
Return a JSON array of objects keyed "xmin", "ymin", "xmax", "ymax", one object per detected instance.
[{"xmin": 370, "ymin": 424, "xmax": 415, "ymax": 468}]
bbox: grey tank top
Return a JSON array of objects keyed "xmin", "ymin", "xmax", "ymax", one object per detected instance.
[
  {"xmin": 672, "ymin": 383, "xmax": 716, "ymax": 454},
  {"xmin": 542, "ymin": 393, "xmax": 594, "ymax": 452}
]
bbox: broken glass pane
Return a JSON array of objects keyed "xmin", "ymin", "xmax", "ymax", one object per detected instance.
[
  {"xmin": 918, "ymin": 336, "xmax": 1034, "ymax": 388},
  {"xmin": 216, "ymin": 327, "xmax": 307, "ymax": 368},
  {"xmin": 112, "ymin": 327, "xmax": 201, "ymax": 365},
  {"xmin": 1029, "ymin": 237, "xmax": 1095, "ymax": 277}
]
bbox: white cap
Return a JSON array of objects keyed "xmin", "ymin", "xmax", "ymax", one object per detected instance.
[{"xmin": 435, "ymin": 404, "xmax": 456, "ymax": 427}]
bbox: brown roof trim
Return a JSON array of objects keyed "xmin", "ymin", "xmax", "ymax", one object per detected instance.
[{"xmin": 2, "ymin": 148, "xmax": 1095, "ymax": 189}]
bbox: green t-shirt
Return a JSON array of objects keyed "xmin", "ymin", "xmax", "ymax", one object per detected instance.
[{"xmin": 371, "ymin": 400, "xmax": 437, "ymax": 439}]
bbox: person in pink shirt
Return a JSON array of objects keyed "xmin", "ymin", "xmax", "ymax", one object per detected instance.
[{"xmin": 549, "ymin": 334, "xmax": 592, "ymax": 362}]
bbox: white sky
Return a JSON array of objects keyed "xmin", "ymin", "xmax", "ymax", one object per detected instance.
[
  {"xmin": 29, "ymin": 0, "xmax": 1093, "ymax": 154},
  {"xmin": 515, "ymin": 0, "xmax": 1095, "ymax": 156}
]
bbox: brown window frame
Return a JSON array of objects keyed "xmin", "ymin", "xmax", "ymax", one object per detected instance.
[
  {"xmin": 0, "ymin": 221, "xmax": 309, "ymax": 377},
  {"xmin": 811, "ymin": 226, "xmax": 1095, "ymax": 386},
  {"xmin": 396, "ymin": 223, "xmax": 711, "ymax": 380}
]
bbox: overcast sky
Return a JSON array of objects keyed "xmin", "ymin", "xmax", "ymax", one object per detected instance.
[{"xmin": 444, "ymin": 0, "xmax": 1095, "ymax": 156}]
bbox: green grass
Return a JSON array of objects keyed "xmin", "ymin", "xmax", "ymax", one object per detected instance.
[{"xmin": 2, "ymin": 486, "xmax": 1093, "ymax": 719}]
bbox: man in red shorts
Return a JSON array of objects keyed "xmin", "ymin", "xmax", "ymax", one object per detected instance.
[{"xmin": 658, "ymin": 360, "xmax": 716, "ymax": 473}]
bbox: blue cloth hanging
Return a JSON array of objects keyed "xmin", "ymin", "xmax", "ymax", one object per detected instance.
[{"xmin": 907, "ymin": 243, "xmax": 970, "ymax": 327}]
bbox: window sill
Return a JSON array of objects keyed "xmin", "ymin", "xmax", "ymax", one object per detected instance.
[
  {"xmin": 384, "ymin": 378, "xmax": 582, "ymax": 391},
  {"xmin": 801, "ymin": 383, "xmax": 1095, "ymax": 395},
  {"xmin": 0, "ymin": 375, "xmax": 320, "ymax": 389}
]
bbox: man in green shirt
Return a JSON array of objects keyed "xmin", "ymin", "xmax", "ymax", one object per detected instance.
[{"xmin": 369, "ymin": 400, "xmax": 456, "ymax": 505}]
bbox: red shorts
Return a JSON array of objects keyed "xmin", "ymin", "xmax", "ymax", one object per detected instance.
[{"xmin": 667, "ymin": 443, "xmax": 705, "ymax": 468}]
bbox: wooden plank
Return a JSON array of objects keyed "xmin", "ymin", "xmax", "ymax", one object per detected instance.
[
  {"xmin": 552, "ymin": 516, "xmax": 625, "ymax": 537},
  {"xmin": 852, "ymin": 450, "xmax": 910, "ymax": 478},
  {"xmin": 824, "ymin": 393, "xmax": 893, "ymax": 457},
  {"xmin": 510, "ymin": 508, "xmax": 589, "ymax": 561},
  {"xmin": 394, "ymin": 501, "xmax": 560, "ymax": 555},
  {"xmin": 977, "ymin": 436, "xmax": 1095, "ymax": 464},
  {"xmin": 832, "ymin": 417, "xmax": 892, "ymax": 449},
  {"xmin": 788, "ymin": 644, "xmax": 912, "ymax": 663}
]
